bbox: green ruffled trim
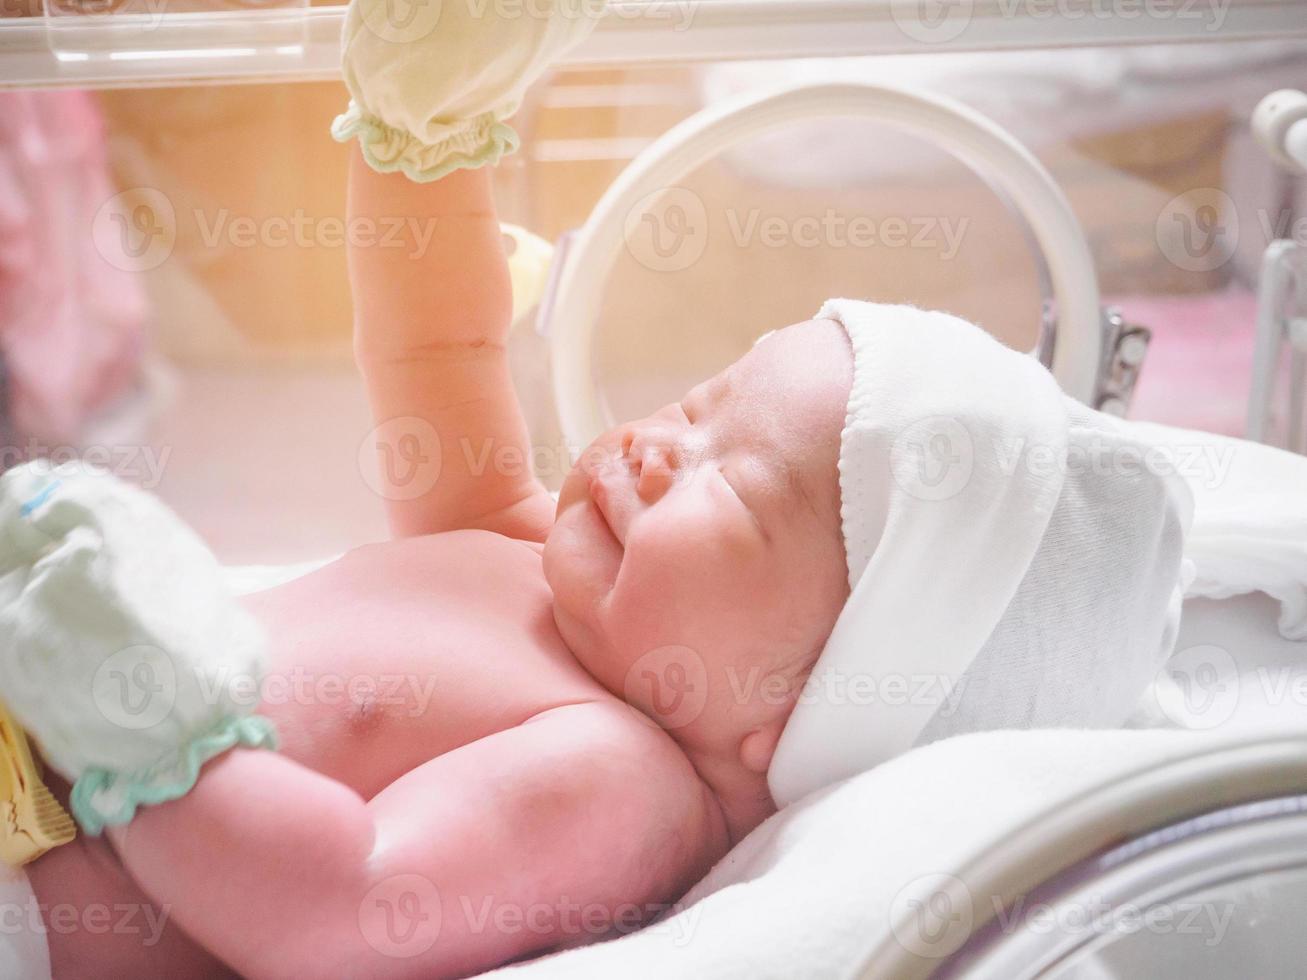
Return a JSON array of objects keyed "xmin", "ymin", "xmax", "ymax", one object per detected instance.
[
  {"xmin": 330, "ymin": 104, "xmax": 520, "ymax": 183},
  {"xmin": 71, "ymin": 714, "xmax": 278, "ymax": 836}
]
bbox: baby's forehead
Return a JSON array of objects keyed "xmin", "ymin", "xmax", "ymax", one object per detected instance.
[
  {"xmin": 703, "ymin": 320, "xmax": 849, "ymax": 505},
  {"xmin": 728, "ymin": 319, "xmax": 851, "ymax": 426}
]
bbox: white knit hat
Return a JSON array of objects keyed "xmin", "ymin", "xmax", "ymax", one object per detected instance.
[{"xmin": 767, "ymin": 299, "xmax": 1190, "ymax": 807}]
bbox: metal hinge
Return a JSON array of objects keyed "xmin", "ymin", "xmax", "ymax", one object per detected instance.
[{"xmin": 1094, "ymin": 307, "xmax": 1151, "ymax": 417}]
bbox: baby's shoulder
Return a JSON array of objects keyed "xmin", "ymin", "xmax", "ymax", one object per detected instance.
[
  {"xmin": 520, "ymin": 700, "xmax": 727, "ymax": 846},
  {"xmin": 513, "ymin": 699, "xmax": 728, "ymax": 898},
  {"xmin": 523, "ymin": 699, "xmax": 704, "ymax": 785}
]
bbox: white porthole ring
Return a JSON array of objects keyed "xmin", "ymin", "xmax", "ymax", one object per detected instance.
[{"xmin": 547, "ymin": 81, "xmax": 1102, "ymax": 450}]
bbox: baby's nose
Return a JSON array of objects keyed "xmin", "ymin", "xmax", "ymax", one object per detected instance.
[{"xmin": 624, "ymin": 431, "xmax": 677, "ymax": 503}]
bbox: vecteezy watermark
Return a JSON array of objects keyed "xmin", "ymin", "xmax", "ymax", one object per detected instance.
[
  {"xmin": 359, "ymin": 0, "xmax": 445, "ymax": 43},
  {"xmin": 991, "ymin": 896, "xmax": 1236, "ymax": 947},
  {"xmin": 458, "ymin": 896, "xmax": 701, "ymax": 945},
  {"xmin": 44, "ymin": 0, "xmax": 176, "ymax": 33},
  {"xmin": 622, "ymin": 187, "xmax": 969, "ymax": 273},
  {"xmin": 1, "ymin": 441, "xmax": 171, "ymax": 489},
  {"xmin": 0, "ymin": 898, "xmax": 171, "ymax": 947},
  {"xmin": 890, "ymin": 873, "xmax": 975, "ymax": 959},
  {"xmin": 1153, "ymin": 644, "xmax": 1240, "ymax": 730},
  {"xmin": 891, "ymin": 415, "xmax": 976, "ymax": 503},
  {"xmin": 93, "ymin": 186, "xmax": 177, "ymax": 274},
  {"xmin": 890, "ymin": 0, "xmax": 1230, "ymax": 45},
  {"xmin": 727, "ymin": 665, "xmax": 969, "ymax": 717},
  {"xmin": 623, "ymin": 187, "xmax": 710, "ymax": 273},
  {"xmin": 92, "ymin": 650, "xmax": 443, "ymax": 731},
  {"xmin": 92, "ymin": 189, "xmax": 445, "ymax": 273},
  {"xmin": 457, "ymin": 436, "xmax": 618, "ymax": 486},
  {"xmin": 358, "ymin": 874, "xmax": 443, "ymax": 958},
  {"xmin": 463, "ymin": 0, "xmax": 694, "ymax": 30},
  {"xmin": 237, "ymin": 667, "xmax": 439, "ymax": 717},
  {"xmin": 1156, "ymin": 188, "xmax": 1240, "ymax": 274},
  {"xmin": 193, "ymin": 209, "xmax": 440, "ymax": 258},
  {"xmin": 623, "ymin": 645, "xmax": 709, "ymax": 730},
  {"xmin": 889, "ymin": 416, "xmax": 1239, "ymax": 502},
  {"xmin": 357, "ymin": 0, "xmax": 692, "ymax": 46},
  {"xmin": 890, "ymin": 874, "xmax": 1237, "ymax": 959},
  {"xmin": 358, "ymin": 416, "xmax": 444, "ymax": 502},
  {"xmin": 1248, "ymin": 666, "xmax": 1307, "ymax": 713},
  {"xmin": 1157, "ymin": 188, "xmax": 1307, "ymax": 274},
  {"xmin": 360, "ymin": 886, "xmax": 703, "ymax": 959},
  {"xmin": 721, "ymin": 210, "xmax": 969, "ymax": 260},
  {"xmin": 93, "ymin": 645, "xmax": 181, "ymax": 731},
  {"xmin": 996, "ymin": 432, "xmax": 1237, "ymax": 490}
]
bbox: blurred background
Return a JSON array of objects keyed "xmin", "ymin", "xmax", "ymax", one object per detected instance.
[{"xmin": 2, "ymin": 7, "xmax": 1305, "ymax": 562}]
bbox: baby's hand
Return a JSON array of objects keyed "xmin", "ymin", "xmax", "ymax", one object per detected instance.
[
  {"xmin": 0, "ymin": 461, "xmax": 275, "ymax": 834},
  {"xmin": 333, "ymin": 0, "xmax": 604, "ymax": 182}
]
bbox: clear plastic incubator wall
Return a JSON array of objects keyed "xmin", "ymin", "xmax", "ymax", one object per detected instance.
[
  {"xmin": 0, "ymin": 0, "xmax": 1302, "ymax": 563},
  {"xmin": 3, "ymin": 1, "xmax": 1307, "ymax": 978}
]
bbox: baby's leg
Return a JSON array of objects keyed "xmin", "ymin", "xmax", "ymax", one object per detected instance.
[{"xmin": 30, "ymin": 772, "xmax": 236, "ymax": 977}]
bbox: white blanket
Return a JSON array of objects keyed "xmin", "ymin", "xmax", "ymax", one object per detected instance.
[
  {"xmin": 481, "ymin": 728, "xmax": 1261, "ymax": 979},
  {"xmin": 1131, "ymin": 422, "xmax": 1307, "ymax": 640},
  {"xmin": 215, "ymin": 423, "xmax": 1307, "ymax": 980}
]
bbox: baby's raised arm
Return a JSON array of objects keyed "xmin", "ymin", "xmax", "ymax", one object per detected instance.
[
  {"xmin": 348, "ymin": 156, "xmax": 554, "ymax": 541},
  {"xmin": 335, "ymin": 0, "xmax": 601, "ymax": 542}
]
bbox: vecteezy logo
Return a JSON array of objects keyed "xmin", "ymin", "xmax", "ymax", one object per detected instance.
[
  {"xmin": 623, "ymin": 645, "xmax": 708, "ymax": 730},
  {"xmin": 358, "ymin": 416, "xmax": 443, "ymax": 502},
  {"xmin": 358, "ymin": 874, "xmax": 442, "ymax": 958},
  {"xmin": 359, "ymin": 0, "xmax": 442, "ymax": 44},
  {"xmin": 646, "ymin": 662, "xmax": 689, "ymax": 716},
  {"xmin": 92, "ymin": 187, "xmax": 177, "ymax": 273},
  {"xmin": 92, "ymin": 645, "xmax": 179, "ymax": 730},
  {"xmin": 622, "ymin": 187, "xmax": 709, "ymax": 273},
  {"xmin": 1156, "ymin": 188, "xmax": 1239, "ymax": 273},
  {"xmin": 890, "ymin": 0, "xmax": 973, "ymax": 44},
  {"xmin": 890, "ymin": 872, "xmax": 974, "ymax": 958},
  {"xmin": 1155, "ymin": 644, "xmax": 1239, "ymax": 730},
  {"xmin": 890, "ymin": 416, "xmax": 974, "ymax": 501}
]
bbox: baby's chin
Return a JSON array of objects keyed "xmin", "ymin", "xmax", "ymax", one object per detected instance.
[{"xmin": 542, "ymin": 496, "xmax": 621, "ymax": 643}]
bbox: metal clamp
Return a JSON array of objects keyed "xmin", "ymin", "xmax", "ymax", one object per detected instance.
[{"xmin": 1093, "ymin": 307, "xmax": 1151, "ymax": 417}]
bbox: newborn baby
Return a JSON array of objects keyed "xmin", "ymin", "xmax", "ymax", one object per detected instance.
[
  {"xmin": 7, "ymin": 175, "xmax": 854, "ymax": 976},
  {"xmin": 0, "ymin": 173, "xmax": 1186, "ymax": 978},
  {"xmin": 0, "ymin": 6, "xmax": 1188, "ymax": 978}
]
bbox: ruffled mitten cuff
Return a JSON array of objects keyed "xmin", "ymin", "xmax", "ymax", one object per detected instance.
[
  {"xmin": 71, "ymin": 714, "xmax": 278, "ymax": 835},
  {"xmin": 331, "ymin": 102, "xmax": 521, "ymax": 183}
]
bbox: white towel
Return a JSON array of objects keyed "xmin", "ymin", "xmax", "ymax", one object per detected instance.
[{"xmin": 768, "ymin": 301, "xmax": 1192, "ymax": 807}]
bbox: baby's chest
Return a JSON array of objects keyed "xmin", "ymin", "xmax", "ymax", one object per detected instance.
[{"xmin": 242, "ymin": 534, "xmax": 603, "ymax": 799}]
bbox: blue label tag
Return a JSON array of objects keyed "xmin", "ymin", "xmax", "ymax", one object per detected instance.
[{"xmin": 20, "ymin": 479, "xmax": 61, "ymax": 517}]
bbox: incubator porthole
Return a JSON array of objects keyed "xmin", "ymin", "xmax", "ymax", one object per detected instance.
[
  {"xmin": 943, "ymin": 797, "xmax": 1307, "ymax": 980},
  {"xmin": 592, "ymin": 116, "xmax": 1046, "ymax": 430}
]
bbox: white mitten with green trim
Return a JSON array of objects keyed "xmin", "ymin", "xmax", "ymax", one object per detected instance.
[
  {"xmin": 0, "ymin": 461, "xmax": 276, "ymax": 834},
  {"xmin": 331, "ymin": 0, "xmax": 604, "ymax": 182}
]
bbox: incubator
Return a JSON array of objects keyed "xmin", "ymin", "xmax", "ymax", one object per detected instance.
[{"xmin": 2, "ymin": 1, "xmax": 1307, "ymax": 977}]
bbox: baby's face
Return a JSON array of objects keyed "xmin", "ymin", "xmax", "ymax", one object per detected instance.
[{"xmin": 544, "ymin": 319, "xmax": 853, "ymax": 738}]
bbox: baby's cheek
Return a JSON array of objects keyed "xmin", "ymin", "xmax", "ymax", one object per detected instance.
[{"xmin": 625, "ymin": 499, "xmax": 761, "ymax": 601}]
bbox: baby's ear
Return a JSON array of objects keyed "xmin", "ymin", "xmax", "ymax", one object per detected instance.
[{"xmin": 738, "ymin": 719, "xmax": 787, "ymax": 774}]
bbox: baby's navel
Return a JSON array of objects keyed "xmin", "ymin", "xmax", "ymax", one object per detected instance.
[{"xmin": 346, "ymin": 693, "xmax": 385, "ymax": 735}]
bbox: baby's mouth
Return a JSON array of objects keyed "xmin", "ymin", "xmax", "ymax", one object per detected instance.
[{"xmin": 587, "ymin": 467, "xmax": 628, "ymax": 548}]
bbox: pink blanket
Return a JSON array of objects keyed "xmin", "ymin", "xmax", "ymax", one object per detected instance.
[{"xmin": 0, "ymin": 91, "xmax": 147, "ymax": 448}]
